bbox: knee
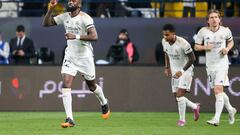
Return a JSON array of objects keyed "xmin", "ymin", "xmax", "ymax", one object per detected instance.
[
  {"xmin": 88, "ymin": 84, "xmax": 97, "ymax": 92},
  {"xmin": 214, "ymin": 86, "xmax": 224, "ymax": 95},
  {"xmin": 176, "ymin": 89, "xmax": 185, "ymax": 97},
  {"xmin": 62, "ymin": 78, "xmax": 72, "ymax": 88}
]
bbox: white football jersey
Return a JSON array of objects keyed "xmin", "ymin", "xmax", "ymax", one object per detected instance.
[
  {"xmin": 195, "ymin": 26, "xmax": 233, "ymax": 71},
  {"xmin": 162, "ymin": 36, "xmax": 194, "ymax": 74},
  {"xmin": 54, "ymin": 11, "xmax": 94, "ymax": 58}
]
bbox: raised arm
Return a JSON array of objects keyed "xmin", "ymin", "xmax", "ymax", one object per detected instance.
[{"xmin": 43, "ymin": 0, "xmax": 58, "ymax": 27}]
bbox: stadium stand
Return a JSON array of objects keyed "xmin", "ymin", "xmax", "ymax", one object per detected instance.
[{"xmin": 0, "ymin": 0, "xmax": 239, "ymax": 18}]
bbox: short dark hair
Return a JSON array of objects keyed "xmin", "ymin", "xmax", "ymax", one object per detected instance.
[
  {"xmin": 16, "ymin": 25, "xmax": 25, "ymax": 32},
  {"xmin": 119, "ymin": 28, "xmax": 128, "ymax": 36},
  {"xmin": 162, "ymin": 24, "xmax": 175, "ymax": 32}
]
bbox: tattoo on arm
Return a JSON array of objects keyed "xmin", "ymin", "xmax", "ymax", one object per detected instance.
[
  {"xmin": 80, "ymin": 27, "xmax": 98, "ymax": 41},
  {"xmin": 164, "ymin": 52, "xmax": 170, "ymax": 68},
  {"xmin": 183, "ymin": 52, "xmax": 196, "ymax": 71}
]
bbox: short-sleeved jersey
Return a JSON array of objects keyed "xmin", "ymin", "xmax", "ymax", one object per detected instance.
[
  {"xmin": 195, "ymin": 26, "xmax": 233, "ymax": 71},
  {"xmin": 54, "ymin": 11, "xmax": 94, "ymax": 58},
  {"xmin": 162, "ymin": 36, "xmax": 194, "ymax": 74}
]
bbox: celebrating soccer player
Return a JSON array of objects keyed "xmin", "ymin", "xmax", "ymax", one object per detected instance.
[{"xmin": 43, "ymin": 0, "xmax": 110, "ymax": 128}]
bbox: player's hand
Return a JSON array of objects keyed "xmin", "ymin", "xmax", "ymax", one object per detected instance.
[
  {"xmin": 220, "ymin": 48, "xmax": 229, "ymax": 55},
  {"xmin": 164, "ymin": 68, "xmax": 172, "ymax": 77},
  {"xmin": 49, "ymin": 0, "xmax": 58, "ymax": 9},
  {"xmin": 18, "ymin": 50, "xmax": 25, "ymax": 56},
  {"xmin": 173, "ymin": 71, "xmax": 182, "ymax": 79},
  {"xmin": 205, "ymin": 43, "xmax": 214, "ymax": 51},
  {"xmin": 65, "ymin": 33, "xmax": 76, "ymax": 40},
  {"xmin": 12, "ymin": 50, "xmax": 18, "ymax": 55}
]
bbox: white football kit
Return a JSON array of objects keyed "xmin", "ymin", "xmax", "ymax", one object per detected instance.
[
  {"xmin": 54, "ymin": 11, "xmax": 96, "ymax": 80},
  {"xmin": 195, "ymin": 26, "xmax": 233, "ymax": 88},
  {"xmin": 162, "ymin": 36, "xmax": 194, "ymax": 93}
]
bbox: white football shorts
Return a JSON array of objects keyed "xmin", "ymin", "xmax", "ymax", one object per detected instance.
[
  {"xmin": 207, "ymin": 70, "xmax": 229, "ymax": 89},
  {"xmin": 61, "ymin": 55, "xmax": 96, "ymax": 81},
  {"xmin": 171, "ymin": 70, "xmax": 193, "ymax": 93}
]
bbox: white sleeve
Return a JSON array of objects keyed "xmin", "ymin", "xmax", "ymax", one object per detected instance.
[
  {"xmin": 194, "ymin": 29, "xmax": 204, "ymax": 45},
  {"xmin": 226, "ymin": 27, "xmax": 233, "ymax": 42},
  {"xmin": 83, "ymin": 15, "xmax": 94, "ymax": 30},
  {"xmin": 53, "ymin": 13, "xmax": 66, "ymax": 25},
  {"xmin": 183, "ymin": 41, "xmax": 193, "ymax": 54}
]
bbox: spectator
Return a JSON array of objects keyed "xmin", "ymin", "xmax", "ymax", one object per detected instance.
[
  {"xmin": 0, "ymin": 32, "xmax": 10, "ymax": 64},
  {"xmin": 106, "ymin": 29, "xmax": 139, "ymax": 64},
  {"xmin": 9, "ymin": 25, "xmax": 35, "ymax": 64},
  {"xmin": 207, "ymin": 0, "xmax": 222, "ymax": 11},
  {"xmin": 96, "ymin": 3, "xmax": 114, "ymax": 18},
  {"xmin": 182, "ymin": 0, "xmax": 196, "ymax": 18},
  {"xmin": 114, "ymin": 1, "xmax": 129, "ymax": 17},
  {"xmin": 225, "ymin": 1, "xmax": 234, "ymax": 17}
]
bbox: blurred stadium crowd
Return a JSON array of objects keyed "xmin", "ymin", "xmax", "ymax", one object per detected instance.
[
  {"xmin": 0, "ymin": 0, "xmax": 240, "ymax": 65},
  {"xmin": 1, "ymin": 0, "xmax": 240, "ymax": 18}
]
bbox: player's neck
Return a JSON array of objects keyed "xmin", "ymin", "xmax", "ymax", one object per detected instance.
[
  {"xmin": 70, "ymin": 8, "xmax": 81, "ymax": 17},
  {"xmin": 168, "ymin": 36, "xmax": 176, "ymax": 45},
  {"xmin": 209, "ymin": 25, "xmax": 220, "ymax": 32}
]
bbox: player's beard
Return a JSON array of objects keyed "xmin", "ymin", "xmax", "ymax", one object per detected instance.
[{"xmin": 66, "ymin": 3, "xmax": 78, "ymax": 12}]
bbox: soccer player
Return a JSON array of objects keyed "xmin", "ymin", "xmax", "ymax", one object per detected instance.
[
  {"xmin": 194, "ymin": 9, "xmax": 236, "ymax": 126},
  {"xmin": 162, "ymin": 24, "xmax": 200, "ymax": 126},
  {"xmin": 43, "ymin": 0, "xmax": 110, "ymax": 128}
]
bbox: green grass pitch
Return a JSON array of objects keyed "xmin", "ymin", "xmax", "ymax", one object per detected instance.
[{"xmin": 0, "ymin": 112, "xmax": 239, "ymax": 135}]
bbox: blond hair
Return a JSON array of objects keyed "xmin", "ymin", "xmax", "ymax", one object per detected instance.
[{"xmin": 207, "ymin": 9, "xmax": 222, "ymax": 26}]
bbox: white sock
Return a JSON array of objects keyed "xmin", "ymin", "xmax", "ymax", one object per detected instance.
[
  {"xmin": 184, "ymin": 97, "xmax": 197, "ymax": 110},
  {"xmin": 214, "ymin": 93, "xmax": 224, "ymax": 121},
  {"xmin": 93, "ymin": 85, "xmax": 107, "ymax": 105},
  {"xmin": 176, "ymin": 97, "xmax": 186, "ymax": 121},
  {"xmin": 222, "ymin": 92, "xmax": 234, "ymax": 112},
  {"xmin": 62, "ymin": 88, "xmax": 73, "ymax": 120}
]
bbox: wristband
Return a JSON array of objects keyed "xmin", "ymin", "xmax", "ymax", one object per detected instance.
[
  {"xmin": 75, "ymin": 35, "xmax": 80, "ymax": 40},
  {"xmin": 180, "ymin": 69, "xmax": 185, "ymax": 74}
]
